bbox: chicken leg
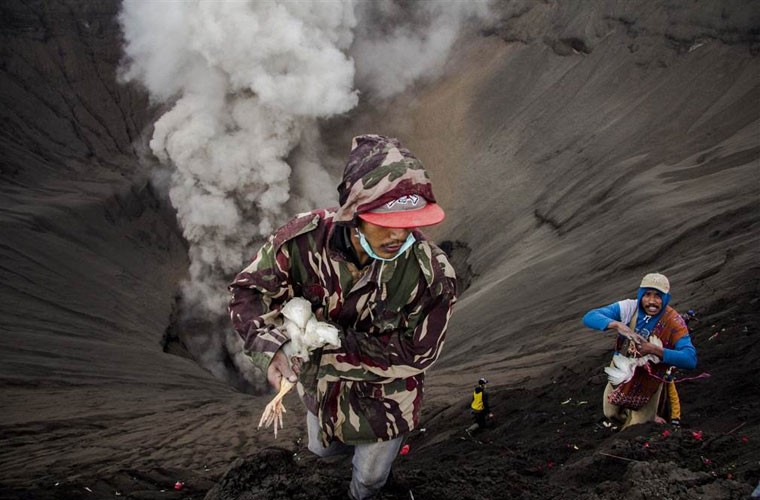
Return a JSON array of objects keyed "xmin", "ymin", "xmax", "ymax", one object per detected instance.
[{"xmin": 258, "ymin": 378, "xmax": 295, "ymax": 439}]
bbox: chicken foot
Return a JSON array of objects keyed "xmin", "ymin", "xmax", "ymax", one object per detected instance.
[{"xmin": 258, "ymin": 378, "xmax": 295, "ymax": 438}]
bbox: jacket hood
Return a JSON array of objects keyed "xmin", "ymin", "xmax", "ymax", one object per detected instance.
[
  {"xmin": 635, "ymin": 287, "xmax": 671, "ymax": 337},
  {"xmin": 334, "ymin": 135, "xmax": 437, "ymax": 225}
]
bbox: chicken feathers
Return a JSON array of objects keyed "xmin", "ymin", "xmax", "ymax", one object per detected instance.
[{"xmin": 604, "ymin": 336, "xmax": 663, "ymax": 386}]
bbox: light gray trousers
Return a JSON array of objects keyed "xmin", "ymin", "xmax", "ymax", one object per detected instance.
[{"xmin": 307, "ymin": 411, "xmax": 403, "ymax": 499}]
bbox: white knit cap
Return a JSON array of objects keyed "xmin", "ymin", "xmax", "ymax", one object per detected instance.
[{"xmin": 640, "ymin": 273, "xmax": 670, "ymax": 294}]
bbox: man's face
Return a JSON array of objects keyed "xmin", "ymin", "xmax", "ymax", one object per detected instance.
[
  {"xmin": 641, "ymin": 290, "xmax": 663, "ymax": 316},
  {"xmin": 357, "ymin": 220, "xmax": 412, "ymax": 260}
]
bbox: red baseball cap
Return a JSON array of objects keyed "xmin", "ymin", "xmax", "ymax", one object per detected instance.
[{"xmin": 357, "ymin": 194, "xmax": 445, "ymax": 228}]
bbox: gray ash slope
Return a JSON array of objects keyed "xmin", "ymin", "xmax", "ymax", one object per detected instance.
[{"xmin": 1, "ymin": 1, "xmax": 759, "ymax": 499}]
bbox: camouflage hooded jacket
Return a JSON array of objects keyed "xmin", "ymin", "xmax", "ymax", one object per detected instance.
[{"xmin": 228, "ymin": 135, "xmax": 457, "ymax": 445}]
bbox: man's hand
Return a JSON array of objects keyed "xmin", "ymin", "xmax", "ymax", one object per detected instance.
[
  {"xmin": 638, "ymin": 339, "xmax": 664, "ymax": 358},
  {"xmin": 608, "ymin": 320, "xmax": 633, "ymax": 337},
  {"xmin": 608, "ymin": 321, "xmax": 647, "ymax": 345},
  {"xmin": 267, "ymin": 349, "xmax": 298, "ymax": 391}
]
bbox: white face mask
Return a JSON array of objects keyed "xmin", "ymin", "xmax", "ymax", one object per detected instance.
[{"xmin": 356, "ymin": 229, "xmax": 416, "ymax": 262}]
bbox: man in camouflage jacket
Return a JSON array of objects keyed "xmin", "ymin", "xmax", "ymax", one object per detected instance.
[{"xmin": 228, "ymin": 134, "xmax": 457, "ymax": 499}]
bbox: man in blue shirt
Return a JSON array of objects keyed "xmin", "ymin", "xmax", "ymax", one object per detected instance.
[{"xmin": 583, "ymin": 273, "xmax": 697, "ymax": 428}]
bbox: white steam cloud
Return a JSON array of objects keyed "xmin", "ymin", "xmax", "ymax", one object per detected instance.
[
  {"xmin": 119, "ymin": 1, "xmax": 358, "ymax": 315},
  {"xmin": 118, "ymin": 0, "xmax": 490, "ymax": 388},
  {"xmin": 353, "ymin": 1, "xmax": 491, "ymax": 99}
]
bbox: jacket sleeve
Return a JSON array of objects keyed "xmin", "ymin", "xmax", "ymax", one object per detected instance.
[
  {"xmin": 227, "ymin": 235, "xmax": 294, "ymax": 372},
  {"xmin": 319, "ymin": 278, "xmax": 457, "ymax": 382},
  {"xmin": 583, "ymin": 301, "xmax": 622, "ymax": 331},
  {"xmin": 663, "ymin": 335, "xmax": 698, "ymax": 370}
]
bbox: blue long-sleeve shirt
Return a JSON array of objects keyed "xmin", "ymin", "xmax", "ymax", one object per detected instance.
[{"xmin": 583, "ymin": 300, "xmax": 697, "ymax": 370}]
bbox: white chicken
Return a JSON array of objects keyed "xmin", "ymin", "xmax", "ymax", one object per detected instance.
[
  {"xmin": 604, "ymin": 335, "xmax": 663, "ymax": 386},
  {"xmin": 258, "ymin": 297, "xmax": 341, "ymax": 438}
]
